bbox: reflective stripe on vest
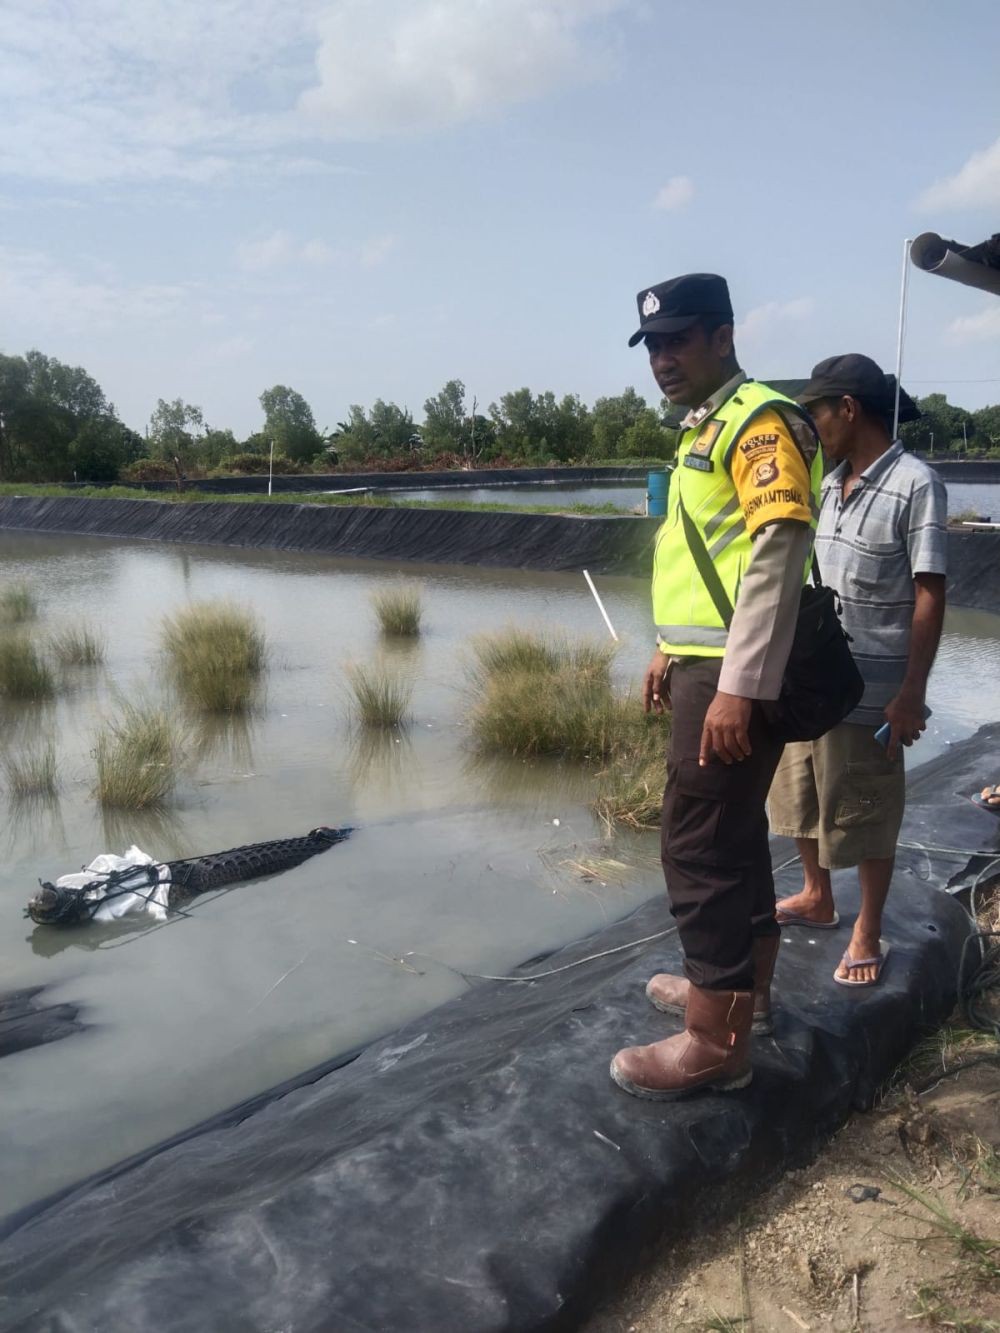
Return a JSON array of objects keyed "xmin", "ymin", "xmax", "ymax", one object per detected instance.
[{"xmin": 652, "ymin": 380, "xmax": 822, "ymax": 658}]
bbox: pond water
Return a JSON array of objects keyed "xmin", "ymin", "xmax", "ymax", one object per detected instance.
[
  {"xmin": 390, "ymin": 479, "xmax": 999, "ymax": 518},
  {"xmin": 1, "ymin": 532, "xmax": 998, "ymax": 1214}
]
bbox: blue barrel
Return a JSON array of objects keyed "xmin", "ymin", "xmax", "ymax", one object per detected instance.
[{"xmin": 646, "ymin": 469, "xmax": 670, "ymax": 517}]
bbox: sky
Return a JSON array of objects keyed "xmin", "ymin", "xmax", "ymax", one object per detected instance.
[{"xmin": 1, "ymin": 0, "xmax": 999, "ymax": 438}]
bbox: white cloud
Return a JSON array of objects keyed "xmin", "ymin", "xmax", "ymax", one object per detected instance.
[
  {"xmin": 299, "ymin": 0, "xmax": 626, "ymax": 138},
  {"xmin": 917, "ymin": 136, "xmax": 1000, "ymax": 212},
  {"xmin": 947, "ymin": 304, "xmax": 1000, "ymax": 344},
  {"xmin": 652, "ymin": 176, "xmax": 694, "ymax": 212},
  {"xmin": 359, "ymin": 234, "xmax": 398, "ymax": 268},
  {"xmin": 0, "ymin": 0, "xmax": 628, "ymax": 184},
  {"xmin": 737, "ymin": 297, "xmax": 814, "ymax": 342},
  {"xmin": 235, "ymin": 230, "xmax": 335, "ymax": 272},
  {"xmin": 0, "ymin": 246, "xmax": 189, "ymax": 333}
]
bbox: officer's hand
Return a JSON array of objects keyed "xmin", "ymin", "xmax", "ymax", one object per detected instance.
[
  {"xmin": 883, "ymin": 690, "xmax": 926, "ymax": 762},
  {"xmin": 699, "ymin": 691, "xmax": 753, "ymax": 765},
  {"xmin": 642, "ymin": 650, "xmax": 672, "ymax": 714}
]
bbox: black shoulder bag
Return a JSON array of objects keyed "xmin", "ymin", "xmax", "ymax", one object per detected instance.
[{"xmin": 676, "ymin": 497, "xmax": 864, "ymax": 743}]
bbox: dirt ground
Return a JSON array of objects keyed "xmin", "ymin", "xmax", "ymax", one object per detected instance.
[{"xmin": 587, "ymin": 892, "xmax": 1000, "ymax": 1333}]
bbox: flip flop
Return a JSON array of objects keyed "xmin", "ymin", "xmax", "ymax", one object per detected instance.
[
  {"xmin": 776, "ymin": 907, "xmax": 840, "ymax": 929},
  {"xmin": 833, "ymin": 941, "xmax": 891, "ymax": 988}
]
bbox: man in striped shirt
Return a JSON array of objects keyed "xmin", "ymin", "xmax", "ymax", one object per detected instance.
[{"xmin": 768, "ymin": 355, "xmax": 948, "ymax": 986}]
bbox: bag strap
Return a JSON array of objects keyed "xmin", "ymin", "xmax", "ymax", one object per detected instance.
[
  {"xmin": 677, "ymin": 488, "xmax": 823, "ymax": 623},
  {"xmin": 676, "ymin": 490, "xmax": 735, "ymax": 629}
]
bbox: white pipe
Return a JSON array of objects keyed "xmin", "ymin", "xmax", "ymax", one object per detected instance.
[
  {"xmin": 893, "ymin": 238, "xmax": 911, "ymax": 440},
  {"xmin": 583, "ymin": 569, "xmax": 619, "ymax": 642},
  {"xmin": 268, "ymin": 439, "xmax": 274, "ymax": 497},
  {"xmin": 910, "ymin": 232, "xmax": 1000, "ymax": 297}
]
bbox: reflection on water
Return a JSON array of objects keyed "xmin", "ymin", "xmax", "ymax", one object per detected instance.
[{"xmin": 0, "ymin": 529, "xmax": 997, "ymax": 1216}]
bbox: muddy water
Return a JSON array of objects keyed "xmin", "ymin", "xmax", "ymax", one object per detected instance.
[
  {"xmin": 397, "ymin": 479, "xmax": 999, "ymax": 516},
  {"xmin": 1, "ymin": 532, "xmax": 998, "ymax": 1214}
]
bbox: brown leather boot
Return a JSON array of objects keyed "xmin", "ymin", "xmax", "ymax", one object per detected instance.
[
  {"xmin": 645, "ymin": 934, "xmax": 781, "ymax": 1036},
  {"xmin": 610, "ymin": 986, "xmax": 753, "ymax": 1100}
]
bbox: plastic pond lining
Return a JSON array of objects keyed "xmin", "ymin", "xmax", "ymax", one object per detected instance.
[
  {"xmin": 1, "ymin": 726, "xmax": 996, "ymax": 1332},
  {"xmin": 0, "ymin": 497, "xmax": 998, "ymax": 609}
]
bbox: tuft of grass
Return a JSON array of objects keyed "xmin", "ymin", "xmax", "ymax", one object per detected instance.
[
  {"xmin": 347, "ymin": 664, "xmax": 412, "ymax": 728},
  {"xmin": 700, "ymin": 1316, "xmax": 748, "ymax": 1333},
  {"xmin": 911, "ymin": 1283, "xmax": 1000, "ymax": 1331},
  {"xmin": 593, "ymin": 712, "xmax": 668, "ymax": 832},
  {"xmin": 0, "ymin": 635, "xmax": 54, "ymax": 699},
  {"xmin": 0, "ymin": 583, "xmax": 37, "ymax": 625},
  {"xmin": 3, "ymin": 740, "xmax": 58, "ymax": 796},
  {"xmin": 50, "ymin": 624, "xmax": 105, "ymax": 666},
  {"xmin": 94, "ymin": 703, "xmax": 182, "ymax": 808},
  {"xmin": 469, "ymin": 668, "xmax": 626, "ymax": 760},
  {"xmin": 469, "ymin": 628, "xmax": 614, "ymax": 686},
  {"xmin": 161, "ymin": 601, "xmax": 266, "ymax": 712},
  {"xmin": 372, "ymin": 585, "xmax": 423, "ymax": 636},
  {"xmin": 891, "ymin": 1172, "xmax": 1000, "ymax": 1283}
]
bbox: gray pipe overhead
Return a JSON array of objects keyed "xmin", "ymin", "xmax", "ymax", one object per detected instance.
[{"xmin": 910, "ymin": 231, "xmax": 1000, "ymax": 297}]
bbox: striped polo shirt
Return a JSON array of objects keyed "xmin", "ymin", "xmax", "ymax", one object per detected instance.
[{"xmin": 816, "ymin": 442, "xmax": 948, "ymax": 726}]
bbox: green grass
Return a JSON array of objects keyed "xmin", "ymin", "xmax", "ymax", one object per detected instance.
[
  {"xmin": 0, "ymin": 635, "xmax": 54, "ymax": 699},
  {"xmin": 2, "ymin": 740, "xmax": 57, "ymax": 796},
  {"xmin": 49, "ymin": 624, "xmax": 105, "ymax": 666},
  {"xmin": 912, "ymin": 1284, "xmax": 1000, "ymax": 1331},
  {"xmin": 94, "ymin": 703, "xmax": 181, "ymax": 809},
  {"xmin": 593, "ymin": 712, "xmax": 668, "ymax": 831},
  {"xmin": 161, "ymin": 602, "xmax": 266, "ymax": 712},
  {"xmin": 469, "ymin": 628, "xmax": 615, "ymax": 685},
  {"xmin": 891, "ymin": 1172, "xmax": 1000, "ymax": 1283},
  {"xmin": 372, "ymin": 585, "xmax": 423, "ymax": 636},
  {"xmin": 347, "ymin": 664, "xmax": 412, "ymax": 728},
  {"xmin": 0, "ymin": 482, "xmax": 638, "ymax": 517},
  {"xmin": 0, "ymin": 583, "xmax": 37, "ymax": 625}
]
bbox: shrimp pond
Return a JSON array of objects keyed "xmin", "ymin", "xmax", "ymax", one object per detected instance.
[{"xmin": 1, "ymin": 530, "xmax": 999, "ymax": 1214}]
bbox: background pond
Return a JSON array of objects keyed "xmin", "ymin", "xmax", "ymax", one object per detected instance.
[{"xmin": 1, "ymin": 531, "xmax": 998, "ymax": 1213}]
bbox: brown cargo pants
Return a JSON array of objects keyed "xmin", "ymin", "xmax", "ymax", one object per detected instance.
[{"xmin": 661, "ymin": 657, "xmax": 786, "ymax": 991}]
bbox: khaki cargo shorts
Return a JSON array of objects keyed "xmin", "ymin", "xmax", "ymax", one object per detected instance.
[{"xmin": 768, "ymin": 721, "xmax": 905, "ymax": 869}]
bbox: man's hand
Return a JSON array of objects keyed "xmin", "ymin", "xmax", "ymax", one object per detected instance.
[
  {"xmin": 883, "ymin": 689, "xmax": 927, "ymax": 761},
  {"xmin": 699, "ymin": 690, "xmax": 753, "ymax": 765},
  {"xmin": 643, "ymin": 650, "xmax": 672, "ymax": 714}
]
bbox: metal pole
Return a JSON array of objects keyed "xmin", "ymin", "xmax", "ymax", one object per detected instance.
[
  {"xmin": 892, "ymin": 237, "xmax": 912, "ymax": 439},
  {"xmin": 268, "ymin": 439, "xmax": 274, "ymax": 497}
]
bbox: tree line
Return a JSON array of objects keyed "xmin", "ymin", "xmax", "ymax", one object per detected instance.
[{"xmin": 0, "ymin": 346, "xmax": 997, "ymax": 484}]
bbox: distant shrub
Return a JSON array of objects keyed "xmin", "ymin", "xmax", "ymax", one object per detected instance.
[
  {"xmin": 120, "ymin": 458, "xmax": 176, "ymax": 482},
  {"xmin": 212, "ymin": 453, "xmax": 306, "ymax": 476}
]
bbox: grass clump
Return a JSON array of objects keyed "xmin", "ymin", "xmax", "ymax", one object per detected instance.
[
  {"xmin": 161, "ymin": 601, "xmax": 266, "ymax": 712},
  {"xmin": 3, "ymin": 741, "xmax": 58, "ymax": 796},
  {"xmin": 347, "ymin": 665, "xmax": 412, "ymax": 728},
  {"xmin": 593, "ymin": 712, "xmax": 668, "ymax": 832},
  {"xmin": 94, "ymin": 703, "xmax": 181, "ymax": 809},
  {"xmin": 0, "ymin": 635, "xmax": 54, "ymax": 699},
  {"xmin": 912, "ymin": 1285, "xmax": 999, "ymax": 1331},
  {"xmin": 467, "ymin": 630, "xmax": 647, "ymax": 766},
  {"xmin": 469, "ymin": 628, "xmax": 614, "ymax": 685},
  {"xmin": 0, "ymin": 583, "xmax": 37, "ymax": 625},
  {"xmin": 50, "ymin": 624, "xmax": 105, "ymax": 666},
  {"xmin": 372, "ymin": 585, "xmax": 423, "ymax": 636}
]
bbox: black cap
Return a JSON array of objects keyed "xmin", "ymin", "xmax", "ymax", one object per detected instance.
[
  {"xmin": 798, "ymin": 354, "xmax": 894, "ymax": 412},
  {"xmin": 628, "ymin": 273, "xmax": 733, "ymax": 348}
]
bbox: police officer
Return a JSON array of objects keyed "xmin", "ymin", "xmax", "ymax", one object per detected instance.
[{"xmin": 610, "ymin": 273, "xmax": 823, "ymax": 1100}]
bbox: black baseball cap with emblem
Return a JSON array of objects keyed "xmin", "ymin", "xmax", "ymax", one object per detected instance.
[{"xmin": 628, "ymin": 273, "xmax": 733, "ymax": 347}]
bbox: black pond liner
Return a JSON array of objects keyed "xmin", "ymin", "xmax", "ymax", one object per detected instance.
[
  {"xmin": 1, "ymin": 728, "xmax": 997, "ymax": 1332},
  {"xmin": 0, "ymin": 499, "xmax": 998, "ymax": 611}
]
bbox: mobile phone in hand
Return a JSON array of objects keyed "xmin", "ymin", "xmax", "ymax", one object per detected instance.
[{"xmin": 874, "ymin": 706, "xmax": 932, "ymax": 749}]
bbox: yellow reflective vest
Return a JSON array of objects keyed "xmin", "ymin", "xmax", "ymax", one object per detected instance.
[{"xmin": 653, "ymin": 380, "xmax": 822, "ymax": 657}]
